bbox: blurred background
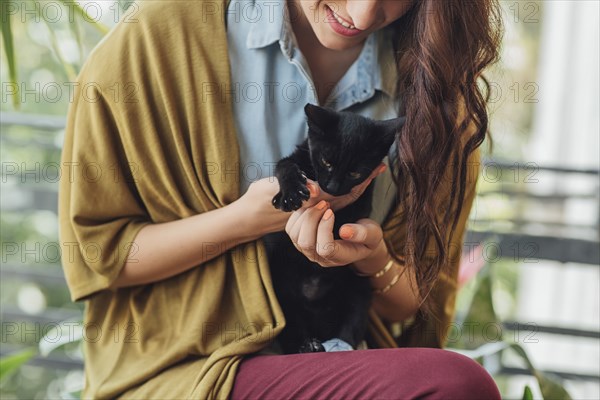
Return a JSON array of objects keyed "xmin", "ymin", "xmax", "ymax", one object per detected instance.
[{"xmin": 1, "ymin": 0, "xmax": 598, "ymax": 398}]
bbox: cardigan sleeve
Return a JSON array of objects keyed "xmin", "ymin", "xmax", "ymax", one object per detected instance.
[
  {"xmin": 58, "ymin": 0, "xmax": 238, "ymax": 302},
  {"xmin": 58, "ymin": 74, "xmax": 151, "ymax": 301}
]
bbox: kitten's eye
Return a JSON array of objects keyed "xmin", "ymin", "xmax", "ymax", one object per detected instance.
[
  {"xmin": 320, "ymin": 156, "xmax": 332, "ymax": 169},
  {"xmin": 348, "ymin": 172, "xmax": 361, "ymax": 179}
]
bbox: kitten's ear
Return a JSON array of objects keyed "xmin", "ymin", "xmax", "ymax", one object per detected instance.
[
  {"xmin": 379, "ymin": 116, "xmax": 406, "ymax": 144},
  {"xmin": 304, "ymin": 104, "xmax": 339, "ymax": 135}
]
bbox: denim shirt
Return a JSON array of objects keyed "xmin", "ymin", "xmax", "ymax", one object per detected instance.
[{"xmin": 227, "ymin": 0, "xmax": 400, "ymax": 225}]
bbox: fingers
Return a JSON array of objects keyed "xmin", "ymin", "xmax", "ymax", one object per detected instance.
[
  {"xmin": 315, "ymin": 208, "xmax": 337, "ymax": 260},
  {"xmin": 348, "ymin": 163, "xmax": 387, "ymax": 198},
  {"xmin": 359, "ymin": 163, "xmax": 386, "ymax": 189},
  {"xmin": 284, "ymin": 181, "xmax": 323, "ymax": 235},
  {"xmin": 282, "ymin": 167, "xmax": 386, "ymax": 266},
  {"xmin": 315, "ymin": 212, "xmax": 376, "ymax": 266},
  {"xmin": 339, "ymin": 218, "xmax": 383, "ymax": 250},
  {"xmin": 286, "ymin": 200, "xmax": 330, "ymax": 259},
  {"xmin": 302, "ymin": 180, "xmax": 321, "ymax": 207},
  {"xmin": 285, "ymin": 208, "xmax": 384, "ymax": 268},
  {"xmin": 285, "ymin": 207, "xmax": 306, "ymax": 234},
  {"xmin": 296, "ymin": 201, "xmax": 329, "ymax": 258},
  {"xmin": 373, "ymin": 163, "xmax": 386, "ymax": 178},
  {"xmin": 307, "ymin": 180, "xmax": 320, "ymax": 197},
  {"xmin": 364, "ymin": 163, "xmax": 387, "ymax": 188}
]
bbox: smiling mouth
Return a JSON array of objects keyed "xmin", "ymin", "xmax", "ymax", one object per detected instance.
[{"xmin": 327, "ymin": 5, "xmax": 357, "ymax": 30}]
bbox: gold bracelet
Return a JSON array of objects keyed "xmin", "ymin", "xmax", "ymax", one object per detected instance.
[
  {"xmin": 373, "ymin": 273, "xmax": 401, "ymax": 295},
  {"xmin": 353, "ymin": 258, "xmax": 394, "ymax": 278}
]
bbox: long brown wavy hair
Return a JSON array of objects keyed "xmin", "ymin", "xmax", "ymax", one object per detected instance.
[{"xmin": 388, "ymin": 0, "xmax": 503, "ymax": 316}]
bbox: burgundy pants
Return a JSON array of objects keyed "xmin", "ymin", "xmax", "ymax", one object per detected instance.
[{"xmin": 231, "ymin": 348, "xmax": 501, "ymax": 400}]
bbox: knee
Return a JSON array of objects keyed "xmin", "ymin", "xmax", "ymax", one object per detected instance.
[{"xmin": 431, "ymin": 350, "xmax": 501, "ymax": 400}]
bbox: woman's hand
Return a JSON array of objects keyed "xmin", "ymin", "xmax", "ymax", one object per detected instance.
[
  {"xmin": 282, "ymin": 162, "xmax": 387, "ymax": 267},
  {"xmin": 308, "ymin": 163, "xmax": 387, "ymax": 211},
  {"xmin": 285, "ymin": 202, "xmax": 384, "ymax": 267},
  {"xmin": 235, "ymin": 161, "xmax": 386, "ymax": 242},
  {"xmin": 234, "ymin": 176, "xmax": 321, "ymax": 239}
]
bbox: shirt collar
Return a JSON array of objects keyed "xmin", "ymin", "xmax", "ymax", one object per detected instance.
[
  {"xmin": 245, "ymin": 0, "xmax": 286, "ymax": 50},
  {"xmin": 245, "ymin": 0, "xmax": 396, "ymax": 99}
]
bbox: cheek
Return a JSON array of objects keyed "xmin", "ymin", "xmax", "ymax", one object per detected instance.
[
  {"xmin": 383, "ymin": 0, "xmax": 415, "ymax": 23},
  {"xmin": 294, "ymin": 0, "xmax": 324, "ymax": 23}
]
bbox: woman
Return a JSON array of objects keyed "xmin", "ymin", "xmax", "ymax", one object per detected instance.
[{"xmin": 59, "ymin": 0, "xmax": 503, "ymax": 398}]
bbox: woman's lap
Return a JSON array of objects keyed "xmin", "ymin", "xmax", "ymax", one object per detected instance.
[{"xmin": 231, "ymin": 348, "xmax": 501, "ymax": 400}]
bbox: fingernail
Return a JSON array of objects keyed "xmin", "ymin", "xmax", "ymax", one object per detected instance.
[
  {"xmin": 316, "ymin": 200, "xmax": 327, "ymax": 210},
  {"xmin": 323, "ymin": 209, "xmax": 333, "ymax": 221},
  {"xmin": 308, "ymin": 183, "xmax": 317, "ymax": 197},
  {"xmin": 340, "ymin": 226, "xmax": 354, "ymax": 239}
]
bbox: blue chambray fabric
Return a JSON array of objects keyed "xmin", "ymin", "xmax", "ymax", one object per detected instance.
[
  {"xmin": 226, "ymin": 0, "xmax": 401, "ymax": 226},
  {"xmin": 322, "ymin": 338, "xmax": 354, "ymax": 352}
]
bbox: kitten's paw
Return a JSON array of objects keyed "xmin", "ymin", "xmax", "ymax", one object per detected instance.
[
  {"xmin": 272, "ymin": 170, "xmax": 310, "ymax": 212},
  {"xmin": 298, "ymin": 338, "xmax": 325, "ymax": 353}
]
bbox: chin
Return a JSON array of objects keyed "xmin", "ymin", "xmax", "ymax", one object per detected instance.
[{"xmin": 315, "ymin": 29, "xmax": 365, "ymax": 51}]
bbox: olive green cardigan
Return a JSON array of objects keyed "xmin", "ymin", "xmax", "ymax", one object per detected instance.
[{"xmin": 58, "ymin": 1, "xmax": 478, "ymax": 398}]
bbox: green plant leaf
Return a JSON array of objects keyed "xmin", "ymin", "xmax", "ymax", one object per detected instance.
[
  {"xmin": 39, "ymin": 320, "xmax": 83, "ymax": 357},
  {"xmin": 56, "ymin": 0, "xmax": 109, "ymax": 35},
  {"xmin": 510, "ymin": 343, "xmax": 536, "ymax": 370},
  {"xmin": 457, "ymin": 266, "xmax": 502, "ymax": 350},
  {"xmin": 447, "ymin": 341, "xmax": 509, "ymax": 360},
  {"xmin": 68, "ymin": 13, "xmax": 85, "ymax": 68},
  {"xmin": 536, "ymin": 372, "xmax": 572, "ymax": 400},
  {"xmin": 0, "ymin": 348, "xmax": 36, "ymax": 381},
  {"xmin": 43, "ymin": 18, "xmax": 77, "ymax": 81},
  {"xmin": 454, "ymin": 235, "xmax": 500, "ymax": 327},
  {"xmin": 0, "ymin": 0, "xmax": 19, "ymax": 108},
  {"xmin": 510, "ymin": 343, "xmax": 572, "ymax": 400},
  {"xmin": 522, "ymin": 385, "xmax": 534, "ymax": 400}
]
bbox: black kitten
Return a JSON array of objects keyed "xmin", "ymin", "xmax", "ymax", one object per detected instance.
[{"xmin": 265, "ymin": 104, "xmax": 405, "ymax": 354}]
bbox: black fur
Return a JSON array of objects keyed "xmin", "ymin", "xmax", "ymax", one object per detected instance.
[{"xmin": 265, "ymin": 104, "xmax": 405, "ymax": 354}]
